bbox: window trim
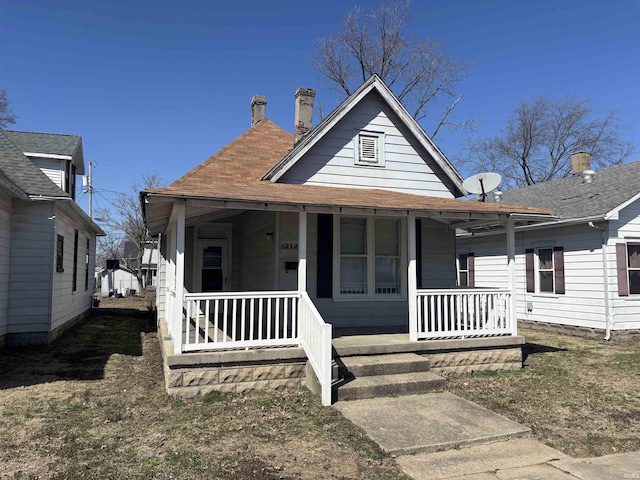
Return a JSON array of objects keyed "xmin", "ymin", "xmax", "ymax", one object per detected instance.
[
  {"xmin": 354, "ymin": 130, "xmax": 385, "ymax": 167},
  {"xmin": 332, "ymin": 215, "xmax": 406, "ymax": 300}
]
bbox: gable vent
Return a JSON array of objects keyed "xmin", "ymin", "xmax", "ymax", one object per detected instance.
[{"xmin": 359, "ymin": 135, "xmax": 378, "ymax": 163}]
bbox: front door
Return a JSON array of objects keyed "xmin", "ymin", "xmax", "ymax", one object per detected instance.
[{"xmin": 198, "ymin": 241, "xmax": 228, "ymax": 292}]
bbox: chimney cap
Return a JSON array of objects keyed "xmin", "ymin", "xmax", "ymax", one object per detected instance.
[{"xmin": 251, "ymin": 95, "xmax": 267, "ymax": 105}]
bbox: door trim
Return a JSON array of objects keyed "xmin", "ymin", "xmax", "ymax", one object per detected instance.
[{"xmin": 195, "ymin": 240, "xmax": 230, "ymax": 292}]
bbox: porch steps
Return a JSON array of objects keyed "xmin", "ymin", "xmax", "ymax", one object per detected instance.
[{"xmin": 335, "ymin": 353, "xmax": 446, "ymax": 402}]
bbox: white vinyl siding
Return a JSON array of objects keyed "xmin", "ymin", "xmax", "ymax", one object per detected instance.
[
  {"xmin": 278, "ymin": 91, "xmax": 457, "ymax": 197},
  {"xmin": 8, "ymin": 201, "xmax": 55, "ymax": 336},
  {"xmin": 458, "ymin": 224, "xmax": 607, "ymax": 330},
  {"xmin": 0, "ymin": 191, "xmax": 12, "ymax": 339},
  {"xmin": 51, "ymin": 207, "xmax": 96, "ymax": 332}
]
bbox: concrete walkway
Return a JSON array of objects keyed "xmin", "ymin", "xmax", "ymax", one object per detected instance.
[{"xmin": 334, "ymin": 393, "xmax": 640, "ymax": 479}]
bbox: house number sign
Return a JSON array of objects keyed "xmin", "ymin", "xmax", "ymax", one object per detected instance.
[{"xmin": 281, "ymin": 242, "xmax": 298, "ymax": 250}]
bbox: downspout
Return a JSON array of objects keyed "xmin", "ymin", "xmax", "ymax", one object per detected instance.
[{"xmin": 589, "ymin": 222, "xmax": 612, "ymax": 340}]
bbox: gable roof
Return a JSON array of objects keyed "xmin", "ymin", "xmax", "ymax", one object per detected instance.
[
  {"xmin": 262, "ymin": 75, "xmax": 466, "ymax": 196},
  {"xmin": 143, "ymin": 118, "xmax": 552, "ymax": 235},
  {"xmin": 0, "ymin": 130, "xmax": 69, "ymax": 198},
  {"xmin": 3, "ymin": 130, "xmax": 85, "ymax": 174},
  {"xmin": 497, "ymin": 160, "xmax": 640, "ymax": 221}
]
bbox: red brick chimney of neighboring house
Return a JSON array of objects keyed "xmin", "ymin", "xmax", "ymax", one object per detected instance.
[
  {"xmin": 294, "ymin": 87, "xmax": 315, "ymax": 143},
  {"xmin": 251, "ymin": 95, "xmax": 267, "ymax": 126},
  {"xmin": 571, "ymin": 151, "xmax": 591, "ymax": 175}
]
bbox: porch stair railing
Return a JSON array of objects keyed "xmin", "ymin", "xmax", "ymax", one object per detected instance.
[
  {"xmin": 416, "ymin": 288, "xmax": 513, "ymax": 339},
  {"xmin": 181, "ymin": 291, "xmax": 332, "ymax": 406}
]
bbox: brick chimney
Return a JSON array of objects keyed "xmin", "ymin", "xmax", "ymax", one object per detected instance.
[
  {"xmin": 251, "ymin": 95, "xmax": 267, "ymax": 126},
  {"xmin": 571, "ymin": 151, "xmax": 591, "ymax": 175},
  {"xmin": 294, "ymin": 87, "xmax": 315, "ymax": 142}
]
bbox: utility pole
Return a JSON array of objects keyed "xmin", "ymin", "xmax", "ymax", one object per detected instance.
[{"xmin": 83, "ymin": 161, "xmax": 96, "ymax": 219}]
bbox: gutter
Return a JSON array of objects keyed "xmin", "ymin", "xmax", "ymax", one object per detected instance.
[{"xmin": 458, "ymin": 214, "xmax": 605, "ymax": 237}]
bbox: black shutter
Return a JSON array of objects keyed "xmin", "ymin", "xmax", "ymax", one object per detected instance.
[
  {"xmin": 553, "ymin": 247, "xmax": 565, "ymax": 294},
  {"xmin": 617, "ymin": 243, "xmax": 629, "ymax": 297},
  {"xmin": 316, "ymin": 214, "xmax": 333, "ymax": 298},
  {"xmin": 525, "ymin": 249, "xmax": 535, "ymax": 293},
  {"xmin": 416, "ymin": 218, "xmax": 422, "ymax": 289},
  {"xmin": 468, "ymin": 252, "xmax": 475, "ymax": 288}
]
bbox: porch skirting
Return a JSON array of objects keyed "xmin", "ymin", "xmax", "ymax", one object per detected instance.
[{"xmin": 158, "ymin": 319, "xmax": 525, "ymax": 399}]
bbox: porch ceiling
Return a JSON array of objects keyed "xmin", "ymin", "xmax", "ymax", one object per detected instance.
[{"xmin": 142, "ymin": 191, "xmax": 554, "ymax": 236}]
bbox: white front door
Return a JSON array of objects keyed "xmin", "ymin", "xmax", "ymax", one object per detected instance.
[{"xmin": 197, "ymin": 241, "xmax": 228, "ymax": 292}]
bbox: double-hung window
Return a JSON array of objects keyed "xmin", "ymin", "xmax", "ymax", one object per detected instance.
[
  {"xmin": 525, "ymin": 247, "xmax": 565, "ymax": 294},
  {"xmin": 337, "ymin": 217, "xmax": 403, "ymax": 298}
]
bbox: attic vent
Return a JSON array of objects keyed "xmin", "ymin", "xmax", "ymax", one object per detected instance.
[{"xmin": 355, "ymin": 131, "xmax": 385, "ymax": 167}]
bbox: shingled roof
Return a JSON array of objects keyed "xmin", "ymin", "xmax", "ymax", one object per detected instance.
[
  {"xmin": 0, "ymin": 130, "xmax": 69, "ymax": 198},
  {"xmin": 144, "ymin": 119, "xmax": 551, "ymax": 219},
  {"xmin": 3, "ymin": 130, "xmax": 82, "ymax": 157},
  {"xmin": 497, "ymin": 161, "xmax": 640, "ymax": 220}
]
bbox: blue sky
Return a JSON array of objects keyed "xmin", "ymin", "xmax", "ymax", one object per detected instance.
[{"xmin": 1, "ymin": 0, "xmax": 638, "ymax": 216}]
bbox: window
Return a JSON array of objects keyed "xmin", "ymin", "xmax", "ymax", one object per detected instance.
[
  {"xmin": 354, "ymin": 131, "xmax": 385, "ymax": 167},
  {"xmin": 85, "ymin": 238, "xmax": 90, "ymax": 290},
  {"xmin": 526, "ymin": 247, "xmax": 565, "ymax": 294},
  {"xmin": 72, "ymin": 229, "xmax": 79, "ymax": 291},
  {"xmin": 337, "ymin": 217, "xmax": 402, "ymax": 297},
  {"xmin": 617, "ymin": 242, "xmax": 640, "ymax": 296},
  {"xmin": 457, "ymin": 253, "xmax": 475, "ymax": 287},
  {"xmin": 56, "ymin": 235, "xmax": 64, "ymax": 273}
]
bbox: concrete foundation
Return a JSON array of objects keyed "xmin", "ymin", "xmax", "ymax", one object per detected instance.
[{"xmin": 519, "ymin": 318, "xmax": 640, "ymax": 341}]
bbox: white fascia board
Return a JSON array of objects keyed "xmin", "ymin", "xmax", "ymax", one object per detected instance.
[
  {"xmin": 23, "ymin": 152, "xmax": 72, "ymax": 160},
  {"xmin": 604, "ymin": 192, "xmax": 640, "ymax": 221}
]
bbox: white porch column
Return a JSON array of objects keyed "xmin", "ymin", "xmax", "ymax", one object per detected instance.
[
  {"xmin": 172, "ymin": 202, "xmax": 186, "ymax": 354},
  {"xmin": 298, "ymin": 211, "xmax": 307, "ymax": 292},
  {"xmin": 408, "ymin": 213, "xmax": 418, "ymax": 341},
  {"xmin": 506, "ymin": 218, "xmax": 517, "ymax": 336}
]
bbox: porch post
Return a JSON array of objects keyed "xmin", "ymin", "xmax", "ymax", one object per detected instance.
[
  {"xmin": 408, "ymin": 213, "xmax": 418, "ymax": 341},
  {"xmin": 506, "ymin": 218, "xmax": 517, "ymax": 336},
  {"xmin": 172, "ymin": 201, "xmax": 186, "ymax": 354},
  {"xmin": 298, "ymin": 211, "xmax": 307, "ymax": 292}
]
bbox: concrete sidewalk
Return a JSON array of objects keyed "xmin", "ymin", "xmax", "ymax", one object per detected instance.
[{"xmin": 334, "ymin": 393, "xmax": 640, "ymax": 479}]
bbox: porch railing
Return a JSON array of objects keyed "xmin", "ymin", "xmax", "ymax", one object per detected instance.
[
  {"xmin": 298, "ymin": 291, "xmax": 332, "ymax": 406},
  {"xmin": 183, "ymin": 291, "xmax": 300, "ymax": 351},
  {"xmin": 180, "ymin": 291, "xmax": 333, "ymax": 406},
  {"xmin": 416, "ymin": 288, "xmax": 513, "ymax": 339}
]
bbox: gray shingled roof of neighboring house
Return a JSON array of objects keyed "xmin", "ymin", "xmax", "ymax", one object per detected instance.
[
  {"xmin": 498, "ymin": 160, "xmax": 640, "ymax": 220},
  {"xmin": 3, "ymin": 130, "xmax": 81, "ymax": 157},
  {"xmin": 0, "ymin": 130, "xmax": 69, "ymax": 197}
]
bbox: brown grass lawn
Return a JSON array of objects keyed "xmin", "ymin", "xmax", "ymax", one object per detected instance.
[
  {"xmin": 447, "ymin": 327, "xmax": 640, "ymax": 458},
  {"xmin": 0, "ymin": 297, "xmax": 409, "ymax": 480}
]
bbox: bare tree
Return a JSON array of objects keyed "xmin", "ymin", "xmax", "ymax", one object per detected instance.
[
  {"xmin": 0, "ymin": 89, "xmax": 17, "ymax": 129},
  {"xmin": 96, "ymin": 173, "xmax": 162, "ymax": 287},
  {"xmin": 465, "ymin": 97, "xmax": 635, "ymax": 189},
  {"xmin": 312, "ymin": 0, "xmax": 469, "ymax": 137}
]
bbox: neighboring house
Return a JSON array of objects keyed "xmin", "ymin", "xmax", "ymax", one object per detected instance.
[
  {"xmin": 0, "ymin": 129, "xmax": 104, "ymax": 346},
  {"xmin": 141, "ymin": 76, "xmax": 552, "ymax": 404},
  {"xmin": 457, "ymin": 153, "xmax": 640, "ymax": 339},
  {"xmin": 100, "ymin": 265, "xmax": 140, "ymax": 297},
  {"xmin": 124, "ymin": 239, "xmax": 159, "ymax": 287}
]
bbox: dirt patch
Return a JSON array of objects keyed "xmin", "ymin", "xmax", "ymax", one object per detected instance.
[
  {"xmin": 0, "ymin": 297, "xmax": 409, "ymax": 480},
  {"xmin": 447, "ymin": 327, "xmax": 640, "ymax": 457}
]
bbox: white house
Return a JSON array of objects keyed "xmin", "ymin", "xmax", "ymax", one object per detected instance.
[
  {"xmin": 0, "ymin": 130, "xmax": 104, "ymax": 346},
  {"xmin": 141, "ymin": 76, "xmax": 553, "ymax": 404},
  {"xmin": 457, "ymin": 153, "xmax": 640, "ymax": 339}
]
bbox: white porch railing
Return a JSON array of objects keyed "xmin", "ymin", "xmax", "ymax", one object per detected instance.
[
  {"xmin": 183, "ymin": 291, "xmax": 300, "ymax": 351},
  {"xmin": 416, "ymin": 288, "xmax": 513, "ymax": 339},
  {"xmin": 180, "ymin": 291, "xmax": 333, "ymax": 406},
  {"xmin": 298, "ymin": 291, "xmax": 333, "ymax": 407}
]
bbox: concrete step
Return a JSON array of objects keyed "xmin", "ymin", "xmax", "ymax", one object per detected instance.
[
  {"xmin": 339, "ymin": 352, "xmax": 431, "ymax": 377},
  {"xmin": 336, "ymin": 371, "xmax": 446, "ymax": 401}
]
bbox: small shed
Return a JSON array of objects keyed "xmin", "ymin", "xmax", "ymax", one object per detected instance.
[{"xmin": 100, "ymin": 266, "xmax": 140, "ymax": 297}]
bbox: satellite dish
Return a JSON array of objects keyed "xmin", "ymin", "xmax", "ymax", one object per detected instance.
[{"xmin": 462, "ymin": 172, "xmax": 502, "ymax": 201}]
